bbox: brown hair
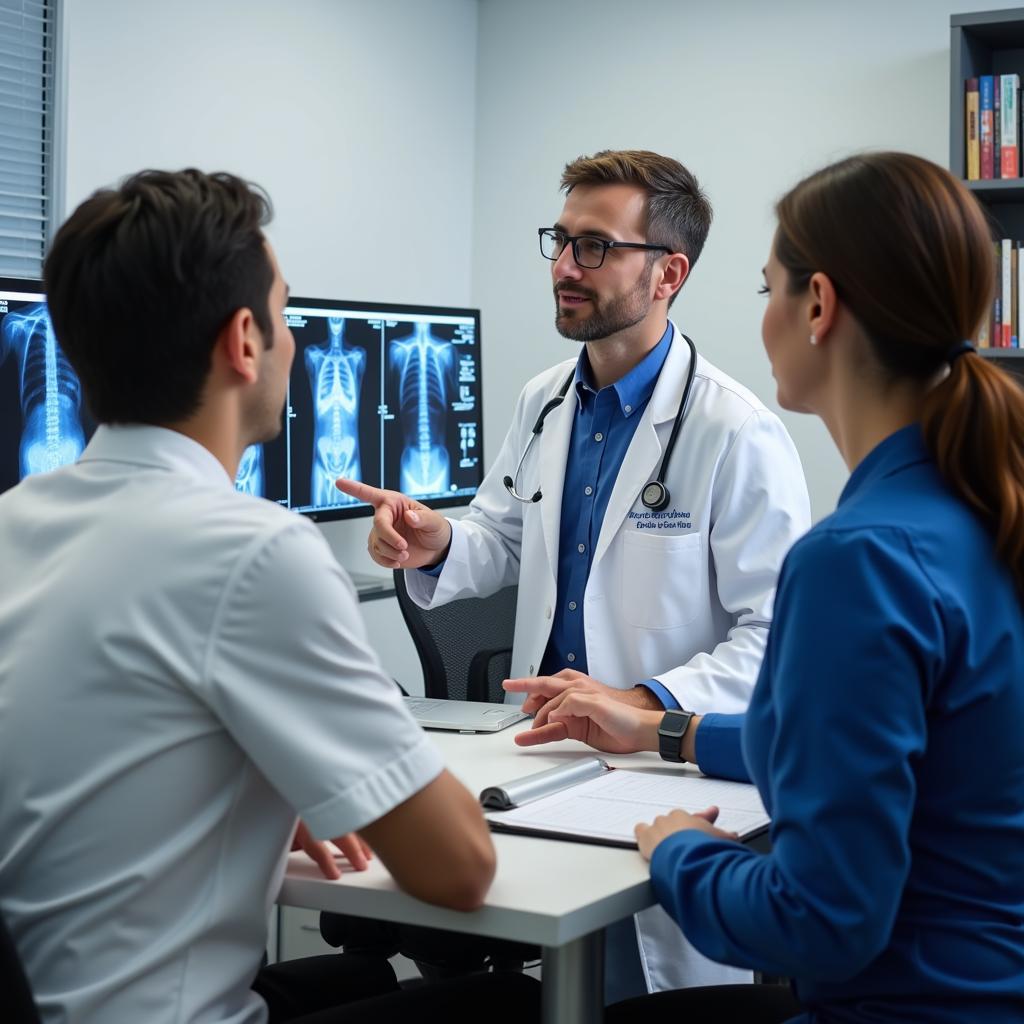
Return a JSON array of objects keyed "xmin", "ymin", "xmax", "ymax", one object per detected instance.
[
  {"xmin": 45, "ymin": 169, "xmax": 274, "ymax": 426},
  {"xmin": 561, "ymin": 149, "xmax": 712, "ymax": 306},
  {"xmin": 775, "ymin": 151, "xmax": 1024, "ymax": 594}
]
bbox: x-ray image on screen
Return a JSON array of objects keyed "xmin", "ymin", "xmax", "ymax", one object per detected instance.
[
  {"xmin": 235, "ymin": 443, "xmax": 265, "ymax": 496},
  {"xmin": 305, "ymin": 317, "xmax": 366, "ymax": 506},
  {"xmin": 383, "ymin": 316, "xmax": 480, "ymax": 504},
  {"xmin": 387, "ymin": 322, "xmax": 456, "ymax": 496},
  {"xmin": 0, "ymin": 282, "xmax": 93, "ymax": 494}
]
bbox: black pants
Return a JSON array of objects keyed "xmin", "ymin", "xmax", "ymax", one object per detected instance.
[
  {"xmin": 606, "ymin": 983, "xmax": 803, "ymax": 1023},
  {"xmin": 253, "ymin": 953, "xmax": 540, "ymax": 1023}
]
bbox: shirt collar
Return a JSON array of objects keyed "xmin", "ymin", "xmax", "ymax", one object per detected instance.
[
  {"xmin": 573, "ymin": 321, "xmax": 673, "ymax": 417},
  {"xmin": 78, "ymin": 424, "xmax": 235, "ymax": 489},
  {"xmin": 838, "ymin": 424, "xmax": 930, "ymax": 507}
]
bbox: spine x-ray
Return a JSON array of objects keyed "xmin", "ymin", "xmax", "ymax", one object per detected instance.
[
  {"xmin": 0, "ymin": 303, "xmax": 87, "ymax": 483},
  {"xmin": 388, "ymin": 322, "xmax": 456, "ymax": 496}
]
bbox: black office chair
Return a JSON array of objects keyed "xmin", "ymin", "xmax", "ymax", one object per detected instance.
[
  {"xmin": 321, "ymin": 570, "xmax": 538, "ymax": 979},
  {"xmin": 1, "ymin": 912, "xmax": 42, "ymax": 1024},
  {"xmin": 392, "ymin": 569, "xmax": 518, "ymax": 702}
]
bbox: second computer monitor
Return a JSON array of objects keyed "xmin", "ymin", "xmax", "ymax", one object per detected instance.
[{"xmin": 252, "ymin": 297, "xmax": 483, "ymax": 521}]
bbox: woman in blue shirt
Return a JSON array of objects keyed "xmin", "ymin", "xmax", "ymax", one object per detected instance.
[{"xmin": 510, "ymin": 152, "xmax": 1024, "ymax": 1022}]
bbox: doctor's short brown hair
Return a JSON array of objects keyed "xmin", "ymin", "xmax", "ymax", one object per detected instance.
[{"xmin": 560, "ymin": 149, "xmax": 713, "ymax": 274}]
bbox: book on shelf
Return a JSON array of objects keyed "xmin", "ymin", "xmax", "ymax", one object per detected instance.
[
  {"xmin": 966, "ymin": 78, "xmax": 980, "ymax": 180},
  {"xmin": 480, "ymin": 756, "xmax": 770, "ymax": 848},
  {"xmin": 995, "ymin": 74, "xmax": 1002, "ymax": 178},
  {"xmin": 1003, "ymin": 238, "xmax": 1014, "ymax": 348},
  {"xmin": 1001, "ymin": 74, "xmax": 1020, "ymax": 179},
  {"xmin": 980, "ymin": 75, "xmax": 995, "ymax": 179}
]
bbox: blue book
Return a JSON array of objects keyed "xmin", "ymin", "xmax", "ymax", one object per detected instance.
[{"xmin": 981, "ymin": 75, "xmax": 995, "ymax": 178}]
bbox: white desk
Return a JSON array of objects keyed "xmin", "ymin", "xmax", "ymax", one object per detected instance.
[{"xmin": 278, "ymin": 724, "xmax": 687, "ymax": 1024}]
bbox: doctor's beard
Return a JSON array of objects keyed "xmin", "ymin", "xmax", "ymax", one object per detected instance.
[{"xmin": 554, "ymin": 260, "xmax": 655, "ymax": 343}]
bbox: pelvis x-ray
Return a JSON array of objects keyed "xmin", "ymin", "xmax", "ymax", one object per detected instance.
[
  {"xmin": 0, "ymin": 303, "xmax": 87, "ymax": 480},
  {"xmin": 305, "ymin": 316, "xmax": 366, "ymax": 506},
  {"xmin": 388, "ymin": 322, "xmax": 456, "ymax": 496}
]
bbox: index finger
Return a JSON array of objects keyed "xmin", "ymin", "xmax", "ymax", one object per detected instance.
[
  {"xmin": 335, "ymin": 477, "xmax": 387, "ymax": 505},
  {"xmin": 503, "ymin": 675, "xmax": 572, "ymax": 698}
]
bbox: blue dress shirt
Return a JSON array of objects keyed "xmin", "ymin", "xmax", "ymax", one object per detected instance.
[
  {"xmin": 538, "ymin": 324, "xmax": 675, "ymax": 712},
  {"xmin": 650, "ymin": 426, "xmax": 1024, "ymax": 1021}
]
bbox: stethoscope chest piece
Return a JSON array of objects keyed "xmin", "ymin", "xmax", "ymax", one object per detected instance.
[{"xmin": 641, "ymin": 480, "xmax": 670, "ymax": 511}]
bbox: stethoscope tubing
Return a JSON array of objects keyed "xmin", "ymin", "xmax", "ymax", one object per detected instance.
[{"xmin": 503, "ymin": 332, "xmax": 698, "ymax": 510}]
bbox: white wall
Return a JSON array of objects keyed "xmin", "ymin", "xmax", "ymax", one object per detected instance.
[
  {"xmin": 63, "ymin": 0, "xmax": 480, "ymax": 688},
  {"xmin": 472, "ymin": 0, "xmax": 998, "ymax": 520}
]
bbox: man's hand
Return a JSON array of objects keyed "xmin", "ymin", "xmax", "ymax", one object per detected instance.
[
  {"xmin": 292, "ymin": 821, "xmax": 373, "ymax": 881},
  {"xmin": 335, "ymin": 478, "xmax": 452, "ymax": 570},
  {"xmin": 505, "ymin": 675, "xmax": 664, "ymax": 753},
  {"xmin": 504, "ymin": 669, "xmax": 662, "ymax": 719},
  {"xmin": 634, "ymin": 807, "xmax": 739, "ymax": 861}
]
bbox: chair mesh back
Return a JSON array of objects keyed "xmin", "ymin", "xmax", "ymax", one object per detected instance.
[{"xmin": 393, "ymin": 571, "xmax": 518, "ymax": 702}]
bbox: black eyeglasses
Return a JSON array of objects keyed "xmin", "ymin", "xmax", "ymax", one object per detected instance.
[{"xmin": 538, "ymin": 228, "xmax": 673, "ymax": 269}]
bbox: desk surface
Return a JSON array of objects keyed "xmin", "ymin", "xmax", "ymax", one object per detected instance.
[{"xmin": 278, "ymin": 725, "xmax": 696, "ymax": 947}]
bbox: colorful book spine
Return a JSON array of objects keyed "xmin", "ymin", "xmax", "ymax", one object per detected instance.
[
  {"xmin": 1002, "ymin": 238, "xmax": 1013, "ymax": 348},
  {"xmin": 1013, "ymin": 244, "xmax": 1019, "ymax": 347},
  {"xmin": 994, "ymin": 241, "xmax": 1003, "ymax": 347},
  {"xmin": 995, "ymin": 75, "xmax": 1002, "ymax": 178},
  {"xmin": 1001, "ymin": 74, "xmax": 1020, "ymax": 178},
  {"xmin": 1018, "ymin": 242, "xmax": 1024, "ymax": 348},
  {"xmin": 980, "ymin": 76, "xmax": 995, "ymax": 179},
  {"xmin": 966, "ymin": 78, "xmax": 981, "ymax": 180}
]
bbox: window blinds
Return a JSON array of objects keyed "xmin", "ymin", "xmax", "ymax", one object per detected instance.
[{"xmin": 0, "ymin": 0, "xmax": 55, "ymax": 280}]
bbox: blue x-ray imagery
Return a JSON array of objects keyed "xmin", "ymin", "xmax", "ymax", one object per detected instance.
[
  {"xmin": 235, "ymin": 443, "xmax": 265, "ymax": 496},
  {"xmin": 387, "ymin": 322, "xmax": 457, "ymax": 496},
  {"xmin": 0, "ymin": 297, "xmax": 90, "ymax": 492},
  {"xmin": 305, "ymin": 316, "xmax": 366, "ymax": 506}
]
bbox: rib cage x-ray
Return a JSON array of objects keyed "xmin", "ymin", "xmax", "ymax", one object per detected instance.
[
  {"xmin": 389, "ymin": 323, "xmax": 456, "ymax": 495},
  {"xmin": 235, "ymin": 444, "xmax": 264, "ymax": 496},
  {"xmin": 0, "ymin": 304, "xmax": 87, "ymax": 479},
  {"xmin": 305, "ymin": 316, "xmax": 365, "ymax": 506}
]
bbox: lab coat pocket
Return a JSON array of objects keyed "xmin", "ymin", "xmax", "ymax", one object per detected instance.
[{"xmin": 621, "ymin": 530, "xmax": 703, "ymax": 629}]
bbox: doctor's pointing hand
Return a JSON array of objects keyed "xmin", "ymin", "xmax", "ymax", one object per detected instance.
[{"xmin": 334, "ymin": 477, "xmax": 452, "ymax": 570}]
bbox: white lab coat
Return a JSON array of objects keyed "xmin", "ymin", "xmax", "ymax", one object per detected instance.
[{"xmin": 406, "ymin": 322, "xmax": 811, "ymax": 991}]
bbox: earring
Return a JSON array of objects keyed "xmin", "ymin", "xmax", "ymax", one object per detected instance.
[{"xmin": 809, "ymin": 334, "xmax": 818, "ymax": 346}]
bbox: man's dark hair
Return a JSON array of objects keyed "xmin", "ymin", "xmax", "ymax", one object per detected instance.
[
  {"xmin": 560, "ymin": 150, "xmax": 712, "ymax": 307},
  {"xmin": 44, "ymin": 169, "xmax": 274, "ymax": 425}
]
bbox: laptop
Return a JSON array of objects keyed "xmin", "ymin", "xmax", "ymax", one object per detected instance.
[{"xmin": 403, "ymin": 696, "xmax": 529, "ymax": 733}]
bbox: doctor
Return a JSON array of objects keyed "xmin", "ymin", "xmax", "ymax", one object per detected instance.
[{"xmin": 337, "ymin": 149, "xmax": 810, "ymax": 996}]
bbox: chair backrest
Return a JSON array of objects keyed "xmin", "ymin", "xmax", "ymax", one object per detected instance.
[
  {"xmin": 392, "ymin": 570, "xmax": 517, "ymax": 702},
  {"xmin": 1, "ymin": 912, "xmax": 42, "ymax": 1024}
]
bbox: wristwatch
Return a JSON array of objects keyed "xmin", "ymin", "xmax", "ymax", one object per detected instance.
[{"xmin": 658, "ymin": 708, "xmax": 696, "ymax": 763}]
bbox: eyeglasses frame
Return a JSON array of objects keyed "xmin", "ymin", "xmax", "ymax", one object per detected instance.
[{"xmin": 537, "ymin": 227, "xmax": 674, "ymax": 269}]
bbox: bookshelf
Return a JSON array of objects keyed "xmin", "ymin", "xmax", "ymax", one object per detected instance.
[{"xmin": 951, "ymin": 8, "xmax": 1024, "ymax": 368}]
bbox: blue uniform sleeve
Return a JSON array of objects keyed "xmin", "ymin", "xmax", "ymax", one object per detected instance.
[
  {"xmin": 418, "ymin": 560, "xmax": 446, "ymax": 578},
  {"xmin": 639, "ymin": 678, "xmax": 678, "ymax": 709},
  {"xmin": 649, "ymin": 527, "xmax": 940, "ymax": 981},
  {"xmin": 693, "ymin": 712, "xmax": 749, "ymax": 782}
]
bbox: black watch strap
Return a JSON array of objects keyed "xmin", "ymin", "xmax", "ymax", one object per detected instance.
[{"xmin": 658, "ymin": 708, "xmax": 696, "ymax": 763}]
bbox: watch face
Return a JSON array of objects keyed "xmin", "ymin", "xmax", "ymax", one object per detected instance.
[{"xmin": 660, "ymin": 711, "xmax": 689, "ymax": 739}]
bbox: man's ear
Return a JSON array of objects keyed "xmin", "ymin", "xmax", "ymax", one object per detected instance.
[
  {"xmin": 808, "ymin": 272, "xmax": 838, "ymax": 345},
  {"xmin": 653, "ymin": 253, "xmax": 690, "ymax": 303},
  {"xmin": 218, "ymin": 307, "xmax": 260, "ymax": 383}
]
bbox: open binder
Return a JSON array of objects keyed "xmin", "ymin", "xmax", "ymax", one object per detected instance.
[{"xmin": 480, "ymin": 756, "xmax": 769, "ymax": 849}]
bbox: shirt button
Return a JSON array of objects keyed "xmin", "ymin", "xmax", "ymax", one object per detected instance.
[
  {"xmin": 568, "ymin": 600, "xmax": 577, "ymax": 611},
  {"xmin": 584, "ymin": 486, "xmax": 593, "ymax": 496},
  {"xmin": 529, "ymin": 664, "xmax": 535, "ymax": 675},
  {"xmin": 567, "ymin": 652, "xmax": 576, "ymax": 663},
  {"xmin": 624, "ymin": 404, "xmax": 632, "ymax": 414},
  {"xmin": 577, "ymin": 543, "xmax": 585, "ymax": 554},
  {"xmin": 545, "ymin": 606, "xmax": 552, "ymax": 619},
  {"xmin": 594, "ymin": 432, "xmax": 603, "ymax": 442}
]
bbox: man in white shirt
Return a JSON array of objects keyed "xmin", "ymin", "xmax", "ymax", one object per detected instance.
[{"xmin": 0, "ymin": 169, "xmax": 536, "ymax": 1023}]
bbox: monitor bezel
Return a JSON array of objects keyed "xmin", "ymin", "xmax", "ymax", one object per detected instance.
[
  {"xmin": 0, "ymin": 275, "xmax": 46, "ymax": 300},
  {"xmin": 283, "ymin": 295, "xmax": 484, "ymax": 524}
]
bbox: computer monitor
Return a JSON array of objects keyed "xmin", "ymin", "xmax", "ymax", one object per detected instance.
[
  {"xmin": 255, "ymin": 297, "xmax": 484, "ymax": 521},
  {"xmin": 1, "ymin": 278, "xmax": 485, "ymax": 523},
  {"xmin": 0, "ymin": 277, "xmax": 95, "ymax": 494}
]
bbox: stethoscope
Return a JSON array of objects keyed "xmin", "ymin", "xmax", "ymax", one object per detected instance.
[{"xmin": 502, "ymin": 332, "xmax": 698, "ymax": 513}]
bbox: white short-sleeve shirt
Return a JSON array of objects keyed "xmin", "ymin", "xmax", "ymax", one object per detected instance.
[{"xmin": 0, "ymin": 425, "xmax": 443, "ymax": 1024}]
